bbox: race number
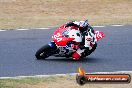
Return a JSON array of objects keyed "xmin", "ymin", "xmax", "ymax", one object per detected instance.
[
  {"xmin": 53, "ymin": 33, "xmax": 62, "ymax": 42},
  {"xmin": 95, "ymin": 31, "xmax": 103, "ymax": 39}
]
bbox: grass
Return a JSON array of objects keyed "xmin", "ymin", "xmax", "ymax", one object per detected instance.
[
  {"xmin": 0, "ymin": 76, "xmax": 74, "ymax": 88},
  {"xmin": 0, "ymin": 0, "xmax": 132, "ymax": 29},
  {"xmin": 0, "ymin": 73, "xmax": 132, "ymax": 88}
]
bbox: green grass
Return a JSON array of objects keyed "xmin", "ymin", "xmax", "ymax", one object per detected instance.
[{"xmin": 0, "ymin": 76, "xmax": 61, "ymax": 88}]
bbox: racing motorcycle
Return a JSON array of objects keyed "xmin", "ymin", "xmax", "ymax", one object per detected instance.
[{"xmin": 35, "ymin": 24, "xmax": 105, "ymax": 60}]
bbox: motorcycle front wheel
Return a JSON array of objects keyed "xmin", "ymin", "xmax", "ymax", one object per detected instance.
[{"xmin": 35, "ymin": 44, "xmax": 52, "ymax": 60}]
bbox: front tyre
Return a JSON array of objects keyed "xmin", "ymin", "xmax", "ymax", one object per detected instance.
[{"xmin": 35, "ymin": 44, "xmax": 52, "ymax": 60}]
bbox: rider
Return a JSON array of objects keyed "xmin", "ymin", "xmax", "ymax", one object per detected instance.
[{"xmin": 65, "ymin": 20, "xmax": 96, "ymax": 60}]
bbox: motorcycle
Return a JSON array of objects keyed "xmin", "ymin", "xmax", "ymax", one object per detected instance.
[{"xmin": 35, "ymin": 24, "xmax": 105, "ymax": 60}]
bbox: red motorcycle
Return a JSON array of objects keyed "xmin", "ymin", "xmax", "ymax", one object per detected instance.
[{"xmin": 35, "ymin": 24, "xmax": 105, "ymax": 60}]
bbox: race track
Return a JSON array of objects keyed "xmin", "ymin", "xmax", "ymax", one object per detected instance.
[{"xmin": 0, "ymin": 25, "xmax": 132, "ymax": 77}]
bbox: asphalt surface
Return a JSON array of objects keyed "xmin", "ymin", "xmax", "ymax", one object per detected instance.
[{"xmin": 0, "ymin": 25, "xmax": 132, "ymax": 77}]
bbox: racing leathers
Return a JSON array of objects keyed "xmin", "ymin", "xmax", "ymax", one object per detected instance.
[{"xmin": 65, "ymin": 20, "xmax": 96, "ymax": 60}]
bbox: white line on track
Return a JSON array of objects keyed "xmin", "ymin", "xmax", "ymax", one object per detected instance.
[
  {"xmin": 36, "ymin": 28, "xmax": 50, "ymax": 30},
  {"xmin": 17, "ymin": 29, "xmax": 29, "ymax": 30},
  {"xmin": 0, "ymin": 30, "xmax": 6, "ymax": 31},
  {"xmin": 111, "ymin": 25, "xmax": 124, "ymax": 26},
  {"xmin": 0, "ymin": 74, "xmax": 67, "ymax": 79},
  {"xmin": 0, "ymin": 71, "xmax": 132, "ymax": 79},
  {"xmin": 0, "ymin": 25, "xmax": 127, "ymax": 31},
  {"xmin": 93, "ymin": 26, "xmax": 105, "ymax": 27}
]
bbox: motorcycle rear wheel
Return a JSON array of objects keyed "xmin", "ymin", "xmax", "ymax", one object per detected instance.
[{"xmin": 83, "ymin": 43, "xmax": 97, "ymax": 57}]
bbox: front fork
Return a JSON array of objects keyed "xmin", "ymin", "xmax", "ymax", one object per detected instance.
[
  {"xmin": 48, "ymin": 41, "xmax": 58, "ymax": 55},
  {"xmin": 48, "ymin": 41, "xmax": 57, "ymax": 48}
]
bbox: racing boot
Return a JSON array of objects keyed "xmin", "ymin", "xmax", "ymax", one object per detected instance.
[
  {"xmin": 72, "ymin": 48, "xmax": 85, "ymax": 60},
  {"xmin": 72, "ymin": 52, "xmax": 80, "ymax": 60}
]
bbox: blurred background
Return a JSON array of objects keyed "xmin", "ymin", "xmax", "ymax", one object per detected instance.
[{"xmin": 0, "ymin": 0, "xmax": 132, "ymax": 29}]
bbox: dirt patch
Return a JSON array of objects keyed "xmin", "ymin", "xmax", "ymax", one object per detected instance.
[{"xmin": 0, "ymin": 0, "xmax": 132, "ymax": 29}]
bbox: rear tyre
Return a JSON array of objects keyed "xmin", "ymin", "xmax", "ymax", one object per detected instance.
[
  {"xmin": 82, "ymin": 43, "xmax": 97, "ymax": 57},
  {"xmin": 88, "ymin": 42, "xmax": 97, "ymax": 55},
  {"xmin": 35, "ymin": 44, "xmax": 52, "ymax": 60}
]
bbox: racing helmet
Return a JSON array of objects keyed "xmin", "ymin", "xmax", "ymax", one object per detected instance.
[{"xmin": 66, "ymin": 29, "xmax": 82, "ymax": 42}]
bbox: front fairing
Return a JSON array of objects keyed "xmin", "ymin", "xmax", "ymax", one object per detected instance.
[{"xmin": 52, "ymin": 25, "xmax": 75, "ymax": 46}]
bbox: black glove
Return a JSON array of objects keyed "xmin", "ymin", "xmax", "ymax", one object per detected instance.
[{"xmin": 88, "ymin": 26, "xmax": 95, "ymax": 34}]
